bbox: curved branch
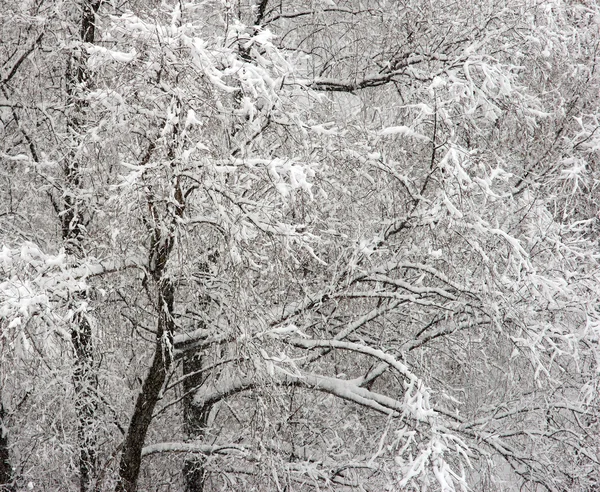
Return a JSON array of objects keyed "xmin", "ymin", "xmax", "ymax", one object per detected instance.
[
  {"xmin": 288, "ymin": 338, "xmax": 418, "ymax": 384},
  {"xmin": 193, "ymin": 376, "xmax": 256, "ymax": 408},
  {"xmin": 142, "ymin": 442, "xmax": 244, "ymax": 457}
]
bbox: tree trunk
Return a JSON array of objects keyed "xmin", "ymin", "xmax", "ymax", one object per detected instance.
[
  {"xmin": 116, "ymin": 279, "xmax": 175, "ymax": 492},
  {"xmin": 71, "ymin": 312, "xmax": 98, "ymax": 492},
  {"xmin": 62, "ymin": 3, "xmax": 102, "ymax": 489},
  {"xmin": 115, "ymin": 51, "xmax": 184, "ymax": 492},
  {"xmin": 182, "ymin": 352, "xmax": 211, "ymax": 492},
  {"xmin": 0, "ymin": 393, "xmax": 13, "ymax": 492}
]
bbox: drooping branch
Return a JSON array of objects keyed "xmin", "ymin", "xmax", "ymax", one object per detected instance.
[
  {"xmin": 279, "ymin": 371, "xmax": 406, "ymax": 416},
  {"xmin": 193, "ymin": 376, "xmax": 257, "ymax": 409},
  {"xmin": 192, "ymin": 367, "xmax": 426, "ymax": 421}
]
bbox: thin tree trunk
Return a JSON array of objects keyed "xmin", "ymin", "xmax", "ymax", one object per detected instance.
[
  {"xmin": 71, "ymin": 312, "xmax": 98, "ymax": 492},
  {"xmin": 62, "ymin": 3, "xmax": 102, "ymax": 490},
  {"xmin": 182, "ymin": 258, "xmax": 214, "ymax": 492},
  {"xmin": 0, "ymin": 392, "xmax": 14, "ymax": 492},
  {"xmin": 115, "ymin": 76, "xmax": 184, "ymax": 492}
]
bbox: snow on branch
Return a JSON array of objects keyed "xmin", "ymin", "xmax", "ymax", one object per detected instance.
[
  {"xmin": 367, "ymin": 274, "xmax": 458, "ymax": 301},
  {"xmin": 298, "ymin": 70, "xmax": 407, "ymax": 92},
  {"xmin": 142, "ymin": 442, "xmax": 245, "ymax": 457},
  {"xmin": 193, "ymin": 376, "xmax": 256, "ymax": 407},
  {"xmin": 274, "ymin": 366, "xmax": 435, "ymax": 422},
  {"xmin": 279, "ymin": 369, "xmax": 404, "ymax": 416},
  {"xmin": 0, "ymin": 243, "xmax": 142, "ymax": 322},
  {"xmin": 332, "ymin": 299, "xmax": 404, "ymax": 341},
  {"xmin": 373, "ymin": 261, "xmax": 468, "ymax": 294},
  {"xmin": 292, "ymin": 52, "xmax": 457, "ymax": 92},
  {"xmin": 288, "ymin": 338, "xmax": 418, "ymax": 384}
]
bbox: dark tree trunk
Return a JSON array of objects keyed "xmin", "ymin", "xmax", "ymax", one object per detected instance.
[
  {"xmin": 71, "ymin": 312, "xmax": 98, "ymax": 492},
  {"xmin": 182, "ymin": 257, "xmax": 215, "ymax": 492},
  {"xmin": 62, "ymin": 3, "xmax": 102, "ymax": 491},
  {"xmin": 115, "ymin": 60, "xmax": 184, "ymax": 492},
  {"xmin": 116, "ymin": 279, "xmax": 175, "ymax": 492},
  {"xmin": 0, "ymin": 394, "xmax": 14, "ymax": 492},
  {"xmin": 182, "ymin": 351, "xmax": 211, "ymax": 492}
]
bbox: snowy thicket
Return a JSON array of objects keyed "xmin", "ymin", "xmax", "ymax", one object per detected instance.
[{"xmin": 1, "ymin": 1, "xmax": 599, "ymax": 491}]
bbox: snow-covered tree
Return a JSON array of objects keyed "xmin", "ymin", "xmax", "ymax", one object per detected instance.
[{"xmin": 1, "ymin": 1, "xmax": 599, "ymax": 491}]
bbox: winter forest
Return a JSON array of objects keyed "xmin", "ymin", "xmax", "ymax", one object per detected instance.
[{"xmin": 1, "ymin": 0, "xmax": 600, "ymax": 491}]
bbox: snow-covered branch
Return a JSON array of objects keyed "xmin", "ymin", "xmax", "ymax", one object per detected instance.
[{"xmin": 142, "ymin": 442, "xmax": 244, "ymax": 457}]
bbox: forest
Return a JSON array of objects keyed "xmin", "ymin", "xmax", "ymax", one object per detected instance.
[{"xmin": 1, "ymin": 0, "xmax": 599, "ymax": 490}]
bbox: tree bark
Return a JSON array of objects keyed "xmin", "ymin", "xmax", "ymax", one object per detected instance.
[
  {"xmin": 116, "ymin": 208, "xmax": 179, "ymax": 492},
  {"xmin": 116, "ymin": 279, "xmax": 175, "ymax": 492},
  {"xmin": 71, "ymin": 312, "xmax": 98, "ymax": 492},
  {"xmin": 182, "ymin": 351, "xmax": 211, "ymax": 492},
  {"xmin": 0, "ymin": 393, "xmax": 14, "ymax": 492}
]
